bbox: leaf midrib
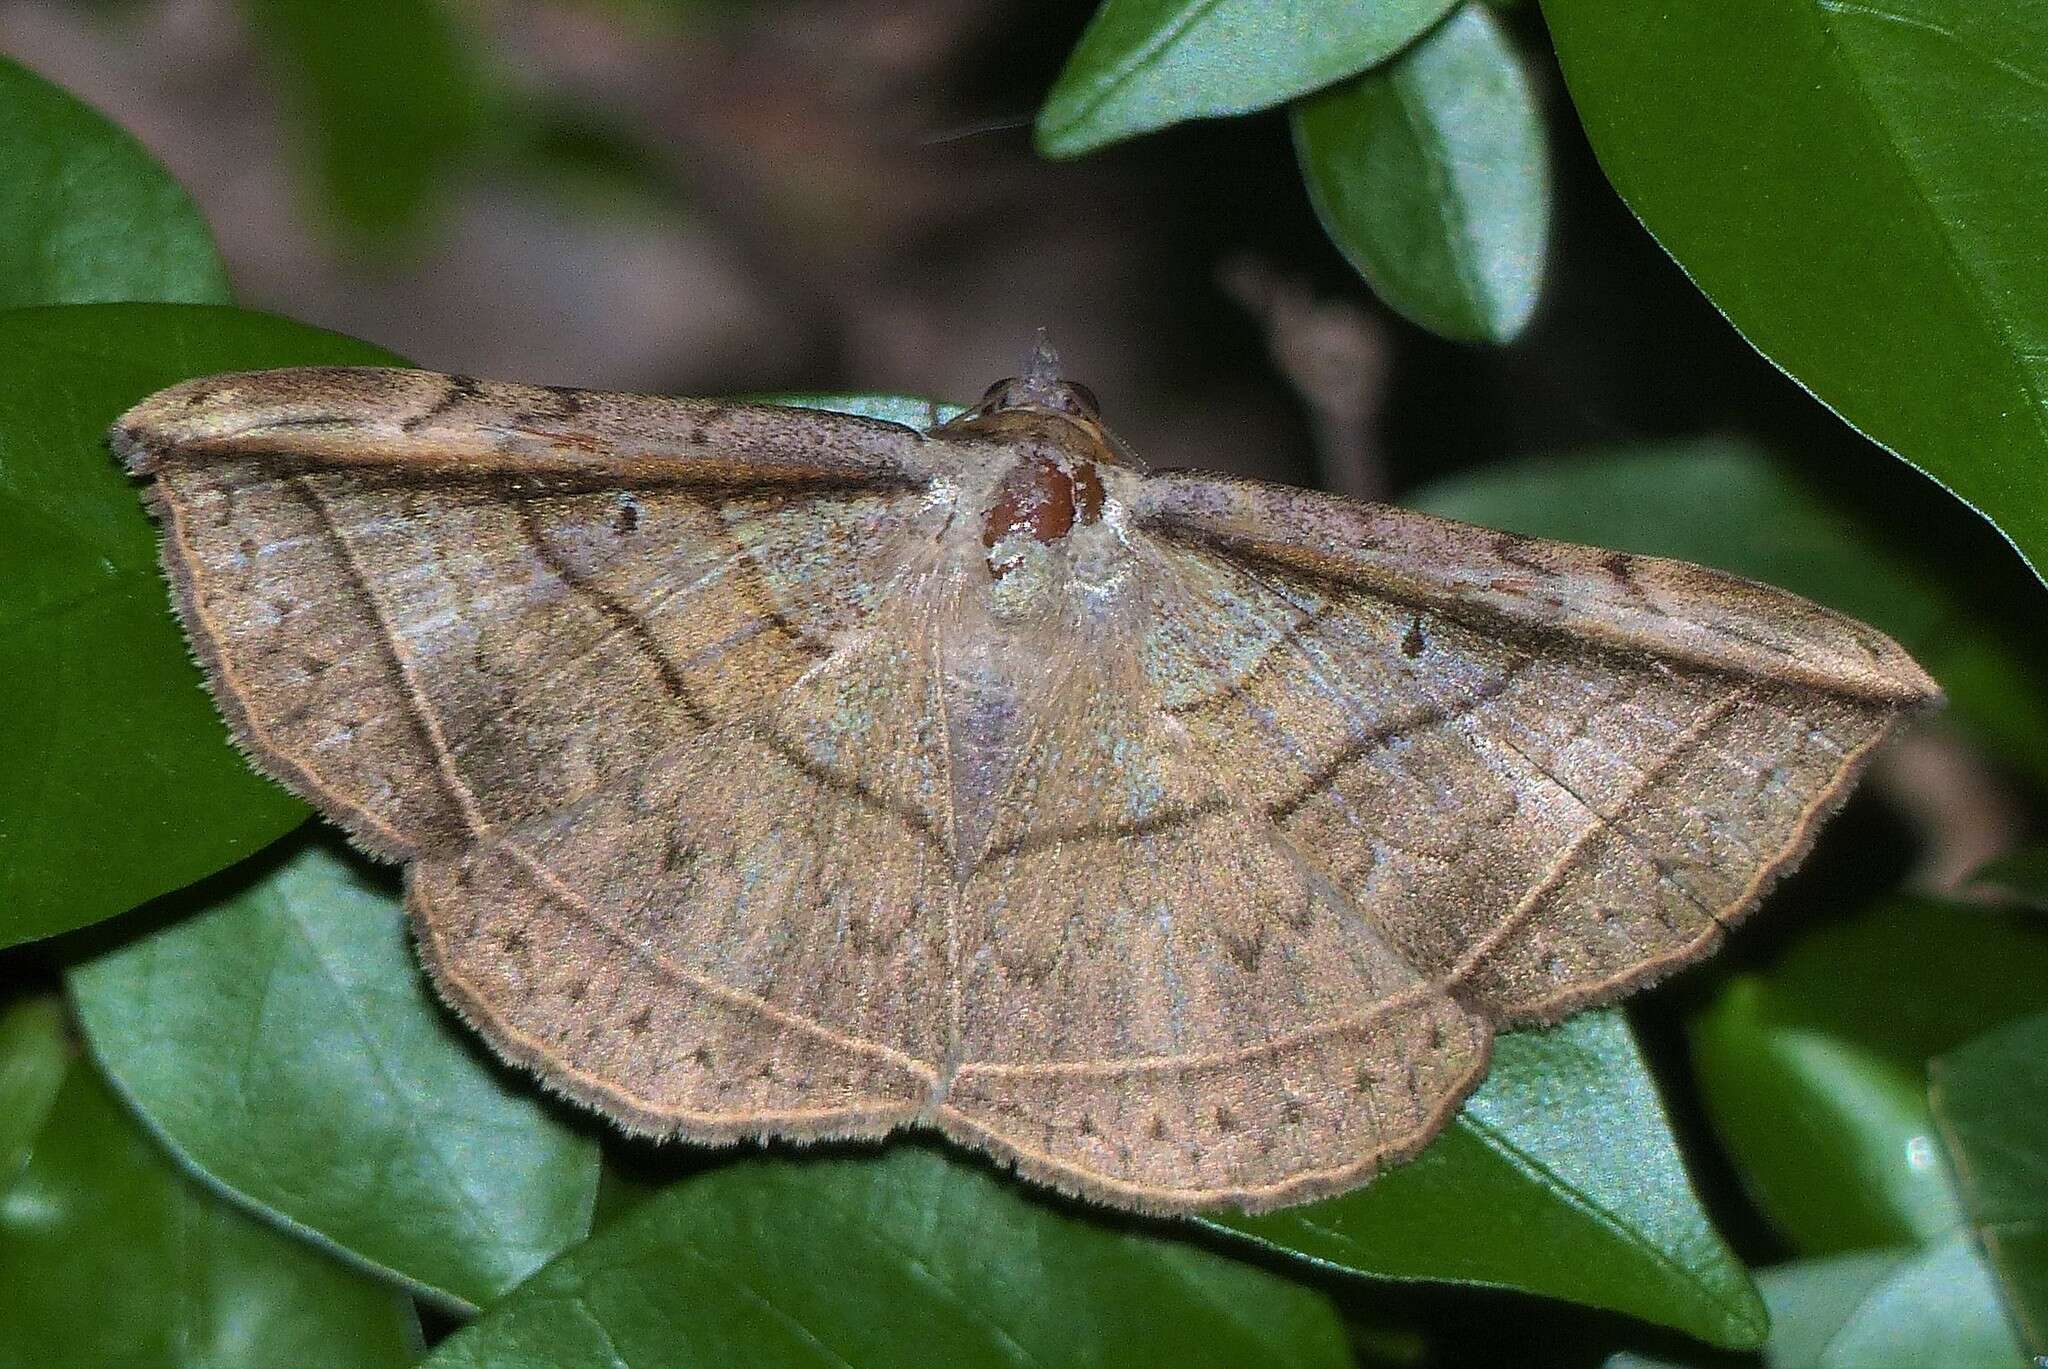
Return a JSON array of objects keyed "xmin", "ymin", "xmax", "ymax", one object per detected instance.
[
  {"xmin": 1804, "ymin": 0, "xmax": 2048, "ymax": 485},
  {"xmin": 1049, "ymin": 0, "xmax": 1233, "ymax": 136},
  {"xmin": 1386, "ymin": 31, "xmax": 1493, "ymax": 330},
  {"xmin": 1457, "ymin": 1110, "xmax": 1766, "ymax": 1340}
]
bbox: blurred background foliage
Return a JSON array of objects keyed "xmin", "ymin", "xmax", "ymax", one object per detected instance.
[{"xmin": 0, "ymin": 0, "xmax": 2044, "ymax": 1365}]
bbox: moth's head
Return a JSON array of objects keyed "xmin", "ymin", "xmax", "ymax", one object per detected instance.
[
  {"xmin": 927, "ymin": 336, "xmax": 1141, "ymax": 606},
  {"xmin": 936, "ymin": 335, "xmax": 1137, "ymax": 472},
  {"xmin": 959, "ymin": 372, "xmax": 1102, "ymax": 425},
  {"xmin": 939, "ymin": 332, "xmax": 1115, "ymax": 440}
]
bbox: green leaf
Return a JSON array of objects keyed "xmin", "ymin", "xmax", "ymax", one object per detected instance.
[
  {"xmin": 1756, "ymin": 1238, "xmax": 2027, "ymax": 1369},
  {"xmin": 69, "ymin": 835, "xmax": 601, "ymax": 1309},
  {"xmin": 0, "ymin": 1056, "xmax": 418, "ymax": 1369},
  {"xmin": 1687, "ymin": 897, "xmax": 2048, "ymax": 1255},
  {"xmin": 0, "ymin": 56, "xmax": 231, "ymax": 308},
  {"xmin": 750, "ymin": 393, "xmax": 964, "ymax": 427},
  {"xmin": 1540, "ymin": 0, "xmax": 2048, "ymax": 586},
  {"xmin": 427, "ymin": 1146, "xmax": 1354, "ymax": 1369},
  {"xmin": 1214, "ymin": 1012, "xmax": 1767, "ymax": 1350},
  {"xmin": 1607, "ymin": 1238, "xmax": 2028, "ymax": 1368},
  {"xmin": 1292, "ymin": 3, "xmax": 1549, "ymax": 343},
  {"xmin": 1931, "ymin": 1010, "xmax": 2048, "ymax": 1356},
  {"xmin": 242, "ymin": 0, "xmax": 482, "ymax": 244},
  {"xmin": 1409, "ymin": 438, "xmax": 2048, "ymax": 785},
  {"xmin": 0, "ymin": 303, "xmax": 405, "ymax": 949},
  {"xmin": 1692, "ymin": 978, "xmax": 1960, "ymax": 1257},
  {"xmin": 1967, "ymin": 847, "xmax": 2048, "ymax": 913},
  {"xmin": 0, "ymin": 996, "xmax": 69, "ymax": 1189},
  {"xmin": 1036, "ymin": 0, "xmax": 1461, "ymax": 157}
]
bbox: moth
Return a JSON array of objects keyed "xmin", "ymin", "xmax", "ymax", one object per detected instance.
[{"xmin": 112, "ymin": 350, "xmax": 1936, "ymax": 1214}]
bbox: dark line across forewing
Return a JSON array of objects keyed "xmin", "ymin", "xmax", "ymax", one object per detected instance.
[
  {"xmin": 514, "ymin": 505, "xmax": 706, "ymax": 720},
  {"xmin": 1263, "ymin": 661, "xmax": 1533, "ymax": 821},
  {"xmin": 1132, "ymin": 471, "xmax": 1939, "ymax": 706}
]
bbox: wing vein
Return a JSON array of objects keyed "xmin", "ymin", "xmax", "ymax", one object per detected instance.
[
  {"xmin": 293, "ymin": 475, "xmax": 494, "ymax": 839},
  {"xmin": 1445, "ymin": 686, "xmax": 1751, "ymax": 986}
]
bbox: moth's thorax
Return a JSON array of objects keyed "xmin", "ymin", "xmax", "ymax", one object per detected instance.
[
  {"xmin": 927, "ymin": 406, "xmax": 1140, "ymax": 622},
  {"xmin": 981, "ymin": 449, "xmax": 1105, "ymax": 554}
]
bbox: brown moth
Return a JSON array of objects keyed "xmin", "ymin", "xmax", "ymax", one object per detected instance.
[{"xmin": 111, "ymin": 350, "xmax": 1937, "ymax": 1215}]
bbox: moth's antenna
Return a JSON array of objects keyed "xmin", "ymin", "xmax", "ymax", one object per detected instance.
[{"xmin": 917, "ymin": 112, "xmax": 1036, "ymax": 146}]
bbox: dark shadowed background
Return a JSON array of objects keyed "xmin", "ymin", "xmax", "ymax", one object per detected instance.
[{"xmin": 2, "ymin": 2, "xmax": 2046, "ymax": 1367}]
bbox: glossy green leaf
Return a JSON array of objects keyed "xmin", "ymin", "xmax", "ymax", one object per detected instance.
[
  {"xmin": 1692, "ymin": 978, "xmax": 1960, "ymax": 1256},
  {"xmin": 0, "ymin": 1058, "xmax": 417, "ymax": 1369},
  {"xmin": 1931, "ymin": 1010, "xmax": 2048, "ymax": 1355},
  {"xmin": 1292, "ymin": 3, "xmax": 1548, "ymax": 343},
  {"xmin": 1757, "ymin": 1238, "xmax": 2026, "ymax": 1369},
  {"xmin": 1607, "ymin": 1238, "xmax": 2026, "ymax": 1368},
  {"xmin": 1541, "ymin": 0, "xmax": 2048, "ymax": 585},
  {"xmin": 1214, "ymin": 1011, "xmax": 1766, "ymax": 1350},
  {"xmin": 752, "ymin": 393, "xmax": 963, "ymax": 427},
  {"xmin": 428, "ymin": 1146, "xmax": 1352, "ymax": 1369},
  {"xmin": 0, "ymin": 304, "xmax": 404, "ymax": 948},
  {"xmin": 0, "ymin": 996, "xmax": 69, "ymax": 1188},
  {"xmin": 0, "ymin": 56, "xmax": 231, "ymax": 308},
  {"xmin": 1036, "ymin": 0, "xmax": 1460, "ymax": 157},
  {"xmin": 243, "ymin": 0, "xmax": 482, "ymax": 243},
  {"xmin": 69, "ymin": 835, "xmax": 602, "ymax": 1310},
  {"xmin": 1410, "ymin": 439, "xmax": 2048, "ymax": 785},
  {"xmin": 1687, "ymin": 897, "xmax": 2048, "ymax": 1254}
]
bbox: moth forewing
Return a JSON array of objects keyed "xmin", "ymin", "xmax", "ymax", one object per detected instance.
[
  {"xmin": 1132, "ymin": 471, "xmax": 1939, "ymax": 705},
  {"xmin": 113, "ymin": 366, "xmax": 931, "ymax": 490},
  {"xmin": 114, "ymin": 365, "xmax": 1938, "ymax": 1216}
]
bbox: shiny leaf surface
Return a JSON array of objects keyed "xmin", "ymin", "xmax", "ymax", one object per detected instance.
[
  {"xmin": 428, "ymin": 1146, "xmax": 1355, "ymax": 1369},
  {"xmin": 0, "ymin": 56, "xmax": 230, "ymax": 308},
  {"xmin": 0, "ymin": 1056, "xmax": 417, "ymax": 1369},
  {"xmin": 70, "ymin": 836, "xmax": 602, "ymax": 1309},
  {"xmin": 1688, "ymin": 897, "xmax": 2048, "ymax": 1254},
  {"xmin": 1931, "ymin": 1010, "xmax": 2048, "ymax": 1356},
  {"xmin": 1607, "ymin": 1238, "xmax": 2027, "ymax": 1368},
  {"xmin": 1542, "ymin": 0, "xmax": 2048, "ymax": 585},
  {"xmin": 1757, "ymin": 1238, "xmax": 2025, "ymax": 1369},
  {"xmin": 1215, "ymin": 1011, "xmax": 1766, "ymax": 1349},
  {"xmin": 1037, "ymin": 0, "xmax": 1459, "ymax": 157},
  {"xmin": 1293, "ymin": 3, "xmax": 1549, "ymax": 342},
  {"xmin": 0, "ymin": 304, "xmax": 403, "ymax": 947}
]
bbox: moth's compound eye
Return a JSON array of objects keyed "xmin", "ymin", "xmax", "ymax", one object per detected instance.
[
  {"xmin": 1056, "ymin": 381, "xmax": 1101, "ymax": 419},
  {"xmin": 972, "ymin": 375, "xmax": 1100, "ymax": 420}
]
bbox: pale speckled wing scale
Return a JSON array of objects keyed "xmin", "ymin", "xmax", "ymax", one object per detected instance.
[
  {"xmin": 924, "ymin": 465, "xmax": 1933, "ymax": 1212},
  {"xmin": 936, "ymin": 601, "xmax": 1491, "ymax": 1211},
  {"xmin": 113, "ymin": 367, "xmax": 956, "ymax": 1140},
  {"xmin": 115, "ymin": 366, "xmax": 1939, "ymax": 1217},
  {"xmin": 1128, "ymin": 472, "xmax": 1937, "ymax": 1025}
]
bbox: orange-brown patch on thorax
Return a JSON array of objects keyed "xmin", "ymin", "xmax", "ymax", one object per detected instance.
[{"xmin": 982, "ymin": 453, "xmax": 1106, "ymax": 550}]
